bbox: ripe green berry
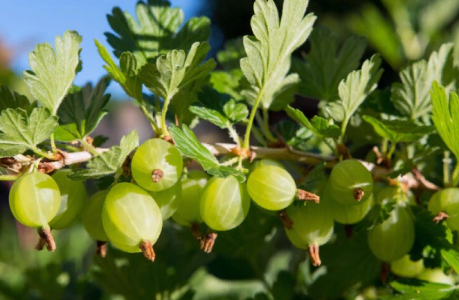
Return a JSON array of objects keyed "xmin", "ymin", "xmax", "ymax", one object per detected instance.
[
  {"xmin": 131, "ymin": 138, "xmax": 183, "ymax": 192},
  {"xmin": 49, "ymin": 169, "xmax": 87, "ymax": 229},
  {"xmin": 83, "ymin": 190, "xmax": 109, "ymax": 242},
  {"xmin": 148, "ymin": 180, "xmax": 182, "ymax": 220},
  {"xmin": 428, "ymin": 188, "xmax": 459, "ymax": 231},
  {"xmin": 329, "ymin": 160, "xmax": 373, "ymax": 205},
  {"xmin": 390, "ymin": 255, "xmax": 424, "ymax": 278},
  {"xmin": 417, "ymin": 268, "xmax": 454, "ymax": 285}
]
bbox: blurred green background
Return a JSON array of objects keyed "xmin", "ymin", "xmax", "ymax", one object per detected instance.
[{"xmin": 0, "ymin": 0, "xmax": 458, "ymax": 299}]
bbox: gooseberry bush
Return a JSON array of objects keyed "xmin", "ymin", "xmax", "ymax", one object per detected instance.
[{"xmin": 1, "ymin": 0, "xmax": 459, "ymax": 299}]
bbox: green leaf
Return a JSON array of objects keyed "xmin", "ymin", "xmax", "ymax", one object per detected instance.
[
  {"xmin": 68, "ymin": 130, "xmax": 139, "ymax": 180},
  {"xmin": 95, "ymin": 40, "xmax": 143, "ymax": 100},
  {"xmin": 390, "ymin": 278, "xmax": 459, "ymax": 300},
  {"xmin": 217, "ymin": 38, "xmax": 246, "ymax": 71},
  {"xmin": 105, "ymin": 0, "xmax": 211, "ymax": 65},
  {"xmin": 391, "ymin": 43, "xmax": 458, "ymax": 120},
  {"xmin": 140, "ymin": 42, "xmax": 216, "ymax": 101},
  {"xmin": 286, "ymin": 106, "xmax": 340, "ymax": 138},
  {"xmin": 431, "ymin": 81, "xmax": 459, "ymax": 160},
  {"xmin": 334, "ymin": 55, "xmax": 383, "ymax": 125},
  {"xmin": 292, "ymin": 27, "xmax": 367, "ymax": 101},
  {"xmin": 240, "ymin": 0, "xmax": 316, "ymax": 110},
  {"xmin": 210, "ymin": 70, "xmax": 245, "ymax": 101},
  {"xmin": 0, "ymin": 108, "xmax": 58, "ymax": 158},
  {"xmin": 23, "ymin": 30, "xmax": 82, "ymax": 115},
  {"xmin": 54, "ymin": 77, "xmax": 111, "ymax": 142},
  {"xmin": 410, "ymin": 208, "xmax": 459, "ymax": 274},
  {"xmin": 169, "ymin": 124, "xmax": 245, "ymax": 182},
  {"xmin": 362, "ymin": 115, "xmax": 435, "ymax": 143},
  {"xmin": 190, "ymin": 87, "xmax": 248, "ymax": 129},
  {"xmin": 0, "ymin": 86, "xmax": 35, "ymax": 113}
]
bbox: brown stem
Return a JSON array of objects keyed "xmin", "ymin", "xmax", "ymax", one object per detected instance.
[
  {"xmin": 96, "ymin": 241, "xmax": 108, "ymax": 258},
  {"xmin": 353, "ymin": 188, "xmax": 364, "ymax": 202},
  {"xmin": 296, "ymin": 189, "xmax": 320, "ymax": 203},
  {"xmin": 37, "ymin": 227, "xmax": 56, "ymax": 252},
  {"xmin": 35, "ymin": 237, "xmax": 45, "ymax": 251},
  {"xmin": 308, "ymin": 244, "xmax": 321, "ymax": 267},
  {"xmin": 279, "ymin": 210, "xmax": 293, "ymax": 229},
  {"xmin": 151, "ymin": 169, "xmax": 164, "ymax": 183},
  {"xmin": 190, "ymin": 222, "xmax": 203, "ymax": 247},
  {"xmin": 337, "ymin": 144, "xmax": 350, "ymax": 160},
  {"xmin": 201, "ymin": 232, "xmax": 218, "ymax": 253},
  {"xmin": 433, "ymin": 211, "xmax": 449, "ymax": 224},
  {"xmin": 139, "ymin": 240, "xmax": 155, "ymax": 262},
  {"xmin": 380, "ymin": 262, "xmax": 391, "ymax": 284}
]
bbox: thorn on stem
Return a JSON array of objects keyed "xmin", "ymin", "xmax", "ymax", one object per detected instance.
[
  {"xmin": 151, "ymin": 169, "xmax": 164, "ymax": 183},
  {"xmin": 96, "ymin": 241, "xmax": 108, "ymax": 258},
  {"xmin": 279, "ymin": 210, "xmax": 293, "ymax": 229},
  {"xmin": 297, "ymin": 189, "xmax": 320, "ymax": 203},
  {"xmin": 37, "ymin": 227, "xmax": 56, "ymax": 252},
  {"xmin": 433, "ymin": 211, "xmax": 449, "ymax": 224},
  {"xmin": 353, "ymin": 188, "xmax": 364, "ymax": 202},
  {"xmin": 201, "ymin": 232, "xmax": 218, "ymax": 253},
  {"xmin": 139, "ymin": 240, "xmax": 155, "ymax": 262},
  {"xmin": 308, "ymin": 244, "xmax": 321, "ymax": 267}
]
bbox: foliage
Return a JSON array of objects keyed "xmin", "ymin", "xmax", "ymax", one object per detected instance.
[{"xmin": 1, "ymin": 0, "xmax": 459, "ymax": 299}]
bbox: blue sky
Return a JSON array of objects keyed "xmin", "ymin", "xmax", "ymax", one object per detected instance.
[{"xmin": 0, "ymin": 0, "xmax": 207, "ymax": 97}]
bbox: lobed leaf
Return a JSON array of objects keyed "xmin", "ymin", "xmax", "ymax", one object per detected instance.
[
  {"xmin": 169, "ymin": 125, "xmax": 245, "ymax": 182},
  {"xmin": 55, "ymin": 77, "xmax": 111, "ymax": 141},
  {"xmin": 68, "ymin": 130, "xmax": 139, "ymax": 180},
  {"xmin": 24, "ymin": 30, "xmax": 82, "ymax": 115},
  {"xmin": 139, "ymin": 42, "xmax": 216, "ymax": 101},
  {"xmin": 431, "ymin": 81, "xmax": 459, "ymax": 160},
  {"xmin": 105, "ymin": 0, "xmax": 211, "ymax": 65},
  {"xmin": 0, "ymin": 86, "xmax": 36, "ymax": 113},
  {"xmin": 391, "ymin": 43, "xmax": 459, "ymax": 119},
  {"xmin": 389, "ymin": 278, "xmax": 459, "ymax": 300},
  {"xmin": 0, "ymin": 108, "xmax": 59, "ymax": 158},
  {"xmin": 240, "ymin": 0, "xmax": 316, "ymax": 110},
  {"xmin": 292, "ymin": 27, "xmax": 367, "ymax": 101},
  {"xmin": 362, "ymin": 115, "xmax": 435, "ymax": 143}
]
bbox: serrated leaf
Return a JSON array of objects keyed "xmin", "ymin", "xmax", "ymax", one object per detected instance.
[
  {"xmin": 210, "ymin": 70, "xmax": 245, "ymax": 101},
  {"xmin": 105, "ymin": 0, "xmax": 211, "ymax": 65},
  {"xmin": 240, "ymin": 0, "xmax": 316, "ymax": 110},
  {"xmin": 54, "ymin": 77, "xmax": 111, "ymax": 142},
  {"xmin": 286, "ymin": 106, "xmax": 340, "ymax": 138},
  {"xmin": 300, "ymin": 161, "xmax": 326, "ymax": 190},
  {"xmin": 68, "ymin": 130, "xmax": 139, "ymax": 180},
  {"xmin": 24, "ymin": 30, "xmax": 82, "ymax": 115},
  {"xmin": 190, "ymin": 87, "xmax": 248, "ymax": 129},
  {"xmin": 95, "ymin": 40, "xmax": 143, "ymax": 100},
  {"xmin": 334, "ymin": 55, "xmax": 383, "ymax": 125},
  {"xmin": 217, "ymin": 38, "xmax": 246, "ymax": 71},
  {"xmin": 292, "ymin": 27, "xmax": 367, "ymax": 101},
  {"xmin": 140, "ymin": 42, "xmax": 216, "ymax": 102},
  {"xmin": 391, "ymin": 43, "xmax": 458, "ymax": 120},
  {"xmin": 169, "ymin": 125, "xmax": 245, "ymax": 182},
  {"xmin": 362, "ymin": 115, "xmax": 435, "ymax": 143},
  {"xmin": 0, "ymin": 108, "xmax": 58, "ymax": 158},
  {"xmin": 390, "ymin": 278, "xmax": 459, "ymax": 300},
  {"xmin": 431, "ymin": 81, "xmax": 459, "ymax": 160},
  {"xmin": 0, "ymin": 86, "xmax": 35, "ymax": 113}
]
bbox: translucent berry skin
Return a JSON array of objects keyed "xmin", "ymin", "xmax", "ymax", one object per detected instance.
[
  {"xmin": 172, "ymin": 171, "xmax": 208, "ymax": 226},
  {"xmin": 285, "ymin": 227, "xmax": 307, "ymax": 249},
  {"xmin": 286, "ymin": 203, "xmax": 334, "ymax": 247},
  {"xmin": 9, "ymin": 172, "xmax": 61, "ymax": 228},
  {"xmin": 428, "ymin": 188, "xmax": 459, "ymax": 231},
  {"xmin": 131, "ymin": 138, "xmax": 183, "ymax": 192},
  {"xmin": 331, "ymin": 191, "xmax": 374, "ymax": 225},
  {"xmin": 329, "ymin": 160, "xmax": 373, "ymax": 205},
  {"xmin": 111, "ymin": 240, "xmax": 140, "ymax": 253},
  {"xmin": 102, "ymin": 183, "xmax": 162, "ymax": 252},
  {"xmin": 200, "ymin": 176, "xmax": 251, "ymax": 231},
  {"xmin": 148, "ymin": 181, "xmax": 182, "ymax": 220},
  {"xmin": 247, "ymin": 165, "xmax": 296, "ymax": 211},
  {"xmin": 83, "ymin": 190, "xmax": 109, "ymax": 242},
  {"xmin": 250, "ymin": 159, "xmax": 283, "ymax": 172},
  {"xmin": 367, "ymin": 206, "xmax": 414, "ymax": 262},
  {"xmin": 417, "ymin": 268, "xmax": 455, "ymax": 285},
  {"xmin": 391, "ymin": 255, "xmax": 424, "ymax": 278},
  {"xmin": 49, "ymin": 169, "xmax": 87, "ymax": 229}
]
